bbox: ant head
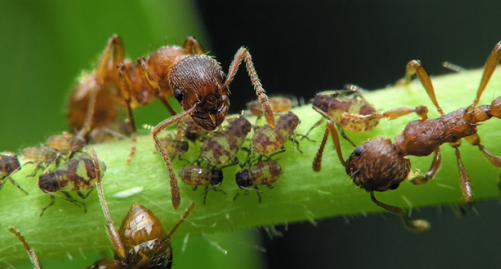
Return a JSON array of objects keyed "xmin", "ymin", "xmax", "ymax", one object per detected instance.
[
  {"xmin": 170, "ymin": 55, "xmax": 228, "ymax": 131},
  {"xmin": 210, "ymin": 169, "xmax": 224, "ymax": 186},
  {"xmin": 345, "ymin": 137, "xmax": 410, "ymax": 192},
  {"xmin": 235, "ymin": 169, "xmax": 252, "ymax": 188},
  {"xmin": 38, "ymin": 173, "xmax": 59, "ymax": 193}
]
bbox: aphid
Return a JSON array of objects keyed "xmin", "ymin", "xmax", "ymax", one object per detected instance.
[
  {"xmin": 90, "ymin": 147, "xmax": 195, "ymax": 269},
  {"xmin": 46, "ymin": 132, "xmax": 85, "ymax": 153},
  {"xmin": 200, "ymin": 116, "xmax": 252, "ymax": 167},
  {"xmin": 150, "ymin": 42, "xmax": 275, "ymax": 210},
  {"xmin": 179, "ymin": 165, "xmax": 224, "ymax": 204},
  {"xmin": 68, "ymin": 35, "xmax": 201, "ymax": 161},
  {"xmin": 159, "ymin": 134, "xmax": 189, "ymax": 158},
  {"xmin": 0, "ymin": 152, "xmax": 28, "ymax": 195},
  {"xmin": 247, "ymin": 96, "xmax": 294, "ymax": 115},
  {"xmin": 234, "ymin": 159, "xmax": 282, "ymax": 202},
  {"xmin": 316, "ymin": 41, "xmax": 501, "ymax": 231},
  {"xmin": 38, "ymin": 151, "xmax": 106, "ymax": 216},
  {"xmin": 181, "ymin": 117, "xmax": 208, "ymax": 142},
  {"xmin": 8, "ymin": 226, "xmax": 41, "ymax": 269},
  {"xmin": 252, "ymin": 111, "xmax": 301, "ymax": 155},
  {"xmin": 21, "ymin": 146, "xmax": 58, "ymax": 175}
]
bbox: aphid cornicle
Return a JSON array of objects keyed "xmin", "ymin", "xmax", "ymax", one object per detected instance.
[
  {"xmin": 200, "ymin": 116, "xmax": 252, "ymax": 167},
  {"xmin": 8, "ymin": 226, "xmax": 41, "ymax": 269},
  {"xmin": 90, "ymin": 147, "xmax": 195, "ymax": 269},
  {"xmin": 149, "ymin": 41, "xmax": 275, "ymax": 210},
  {"xmin": 179, "ymin": 165, "xmax": 224, "ymax": 204},
  {"xmin": 251, "ymin": 111, "xmax": 301, "ymax": 155},
  {"xmin": 234, "ymin": 159, "xmax": 282, "ymax": 202},
  {"xmin": 0, "ymin": 152, "xmax": 28, "ymax": 195},
  {"xmin": 317, "ymin": 41, "xmax": 501, "ymax": 232},
  {"xmin": 38, "ymin": 151, "xmax": 106, "ymax": 216}
]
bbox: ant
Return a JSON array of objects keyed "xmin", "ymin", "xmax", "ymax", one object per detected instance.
[
  {"xmin": 149, "ymin": 41, "xmax": 275, "ymax": 210},
  {"xmin": 68, "ymin": 35, "xmax": 202, "ymax": 162},
  {"xmin": 89, "ymin": 149, "xmax": 195, "ymax": 269},
  {"xmin": 38, "ymin": 151, "xmax": 106, "ymax": 216},
  {"xmin": 314, "ymin": 41, "xmax": 501, "ymax": 231},
  {"xmin": 8, "ymin": 225, "xmax": 41, "ymax": 269},
  {"xmin": 0, "ymin": 152, "xmax": 28, "ymax": 195}
]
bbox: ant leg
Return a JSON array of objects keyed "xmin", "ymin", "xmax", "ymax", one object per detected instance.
[
  {"xmin": 137, "ymin": 57, "xmax": 178, "ymax": 116},
  {"xmin": 89, "ymin": 148, "xmax": 127, "ymax": 260},
  {"xmin": 370, "ymin": 192, "xmax": 430, "ymax": 233},
  {"xmin": 223, "ymin": 48, "xmax": 274, "ymax": 127},
  {"xmin": 8, "ymin": 226, "xmax": 41, "ymax": 269},
  {"xmin": 117, "ymin": 64, "xmax": 139, "ymax": 162},
  {"xmin": 168, "ymin": 202, "xmax": 196, "ymax": 237},
  {"xmin": 312, "ymin": 106, "xmax": 347, "ymax": 167},
  {"xmin": 405, "ymin": 60, "xmax": 444, "ymax": 116},
  {"xmin": 464, "ymin": 133, "xmax": 501, "ymax": 167},
  {"xmin": 452, "ymin": 144, "xmax": 474, "ymax": 207},
  {"xmin": 409, "ymin": 147, "xmax": 442, "ymax": 185},
  {"xmin": 152, "ymin": 107, "xmax": 196, "ymax": 210},
  {"xmin": 183, "ymin": 37, "xmax": 204, "ymax": 55},
  {"xmin": 474, "ymin": 41, "xmax": 501, "ymax": 106},
  {"xmin": 313, "ymin": 125, "xmax": 329, "ymax": 172},
  {"xmin": 77, "ymin": 35, "xmax": 124, "ymax": 140}
]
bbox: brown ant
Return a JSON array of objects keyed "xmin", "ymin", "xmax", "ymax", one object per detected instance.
[
  {"xmin": 314, "ymin": 41, "xmax": 501, "ymax": 231},
  {"xmin": 8, "ymin": 225, "xmax": 41, "ymax": 269},
  {"xmin": 150, "ymin": 42, "xmax": 275, "ymax": 210},
  {"xmin": 89, "ymin": 149, "xmax": 195, "ymax": 269},
  {"xmin": 68, "ymin": 35, "xmax": 203, "ymax": 162},
  {"xmin": 0, "ymin": 152, "xmax": 28, "ymax": 195}
]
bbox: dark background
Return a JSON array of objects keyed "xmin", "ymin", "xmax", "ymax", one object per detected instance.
[{"xmin": 195, "ymin": 1, "xmax": 501, "ymax": 268}]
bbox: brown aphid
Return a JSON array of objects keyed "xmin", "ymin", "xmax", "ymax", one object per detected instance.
[
  {"xmin": 234, "ymin": 159, "xmax": 282, "ymax": 202},
  {"xmin": 200, "ymin": 116, "xmax": 252, "ymax": 167},
  {"xmin": 318, "ymin": 41, "xmax": 501, "ymax": 231},
  {"xmin": 247, "ymin": 96, "xmax": 295, "ymax": 115},
  {"xmin": 68, "ymin": 35, "xmax": 204, "ymax": 162},
  {"xmin": 47, "ymin": 132, "xmax": 85, "ymax": 152},
  {"xmin": 0, "ymin": 152, "xmax": 27, "ymax": 195},
  {"xmin": 150, "ymin": 41, "xmax": 275, "ymax": 210},
  {"xmin": 159, "ymin": 134, "xmax": 189, "ymax": 158},
  {"xmin": 179, "ymin": 165, "xmax": 224, "ymax": 204},
  {"xmin": 252, "ymin": 111, "xmax": 301, "ymax": 155},
  {"xmin": 181, "ymin": 117, "xmax": 208, "ymax": 142},
  {"xmin": 21, "ymin": 146, "xmax": 58, "ymax": 175},
  {"xmin": 90, "ymin": 148, "xmax": 195, "ymax": 269},
  {"xmin": 8, "ymin": 226, "xmax": 41, "ymax": 269},
  {"xmin": 38, "ymin": 151, "xmax": 106, "ymax": 216}
]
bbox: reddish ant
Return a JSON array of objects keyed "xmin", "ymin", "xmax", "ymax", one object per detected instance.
[
  {"xmin": 314, "ymin": 42, "xmax": 501, "ymax": 230},
  {"xmin": 150, "ymin": 42, "xmax": 275, "ymax": 210},
  {"xmin": 68, "ymin": 35, "xmax": 204, "ymax": 162},
  {"xmin": 89, "ymin": 149, "xmax": 195, "ymax": 269},
  {"xmin": 8, "ymin": 226, "xmax": 41, "ymax": 269}
]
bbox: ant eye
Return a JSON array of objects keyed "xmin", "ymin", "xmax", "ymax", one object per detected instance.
[
  {"xmin": 354, "ymin": 145, "xmax": 364, "ymax": 156},
  {"xmin": 174, "ymin": 88, "xmax": 184, "ymax": 102}
]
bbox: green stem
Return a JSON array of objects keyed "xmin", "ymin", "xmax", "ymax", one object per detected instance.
[{"xmin": 1, "ymin": 68, "xmax": 500, "ymax": 267}]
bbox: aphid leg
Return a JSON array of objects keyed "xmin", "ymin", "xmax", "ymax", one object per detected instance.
[
  {"xmin": 233, "ymin": 189, "xmax": 250, "ymax": 201},
  {"xmin": 370, "ymin": 192, "xmax": 430, "ymax": 233},
  {"xmin": 349, "ymin": 105, "xmax": 429, "ymax": 127},
  {"xmin": 409, "ymin": 147, "xmax": 442, "ymax": 185},
  {"xmin": 203, "ymin": 186, "xmax": 226, "ymax": 205},
  {"xmin": 76, "ymin": 189, "xmax": 95, "ymax": 199},
  {"xmin": 1, "ymin": 166, "xmax": 28, "ymax": 195},
  {"xmin": 8, "ymin": 226, "xmax": 41, "ymax": 269},
  {"xmin": 77, "ymin": 35, "xmax": 124, "ymax": 140},
  {"xmin": 223, "ymin": 48, "xmax": 275, "ymax": 127},
  {"xmin": 464, "ymin": 133, "xmax": 501, "ymax": 167},
  {"xmin": 335, "ymin": 123, "xmax": 356, "ymax": 147},
  {"xmin": 89, "ymin": 148, "xmax": 127, "ymax": 260},
  {"xmin": 137, "ymin": 56, "xmax": 177, "ymax": 116},
  {"xmin": 474, "ymin": 41, "xmax": 501, "ymax": 106},
  {"xmin": 304, "ymin": 118, "xmax": 324, "ymax": 138},
  {"xmin": 168, "ymin": 202, "xmax": 196, "ymax": 237},
  {"xmin": 61, "ymin": 191, "xmax": 87, "ymax": 212},
  {"xmin": 451, "ymin": 143, "xmax": 474, "ymax": 207},
  {"xmin": 117, "ymin": 64, "xmax": 139, "ymax": 162},
  {"xmin": 153, "ymin": 106, "xmax": 196, "ymax": 210},
  {"xmin": 183, "ymin": 36, "xmax": 204, "ymax": 55},
  {"xmin": 39, "ymin": 195, "xmax": 55, "ymax": 216},
  {"xmin": 313, "ymin": 125, "xmax": 329, "ymax": 172}
]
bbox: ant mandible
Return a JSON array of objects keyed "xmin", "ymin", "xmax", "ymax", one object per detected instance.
[
  {"xmin": 315, "ymin": 41, "xmax": 501, "ymax": 229},
  {"xmin": 147, "ymin": 43, "xmax": 275, "ymax": 210}
]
